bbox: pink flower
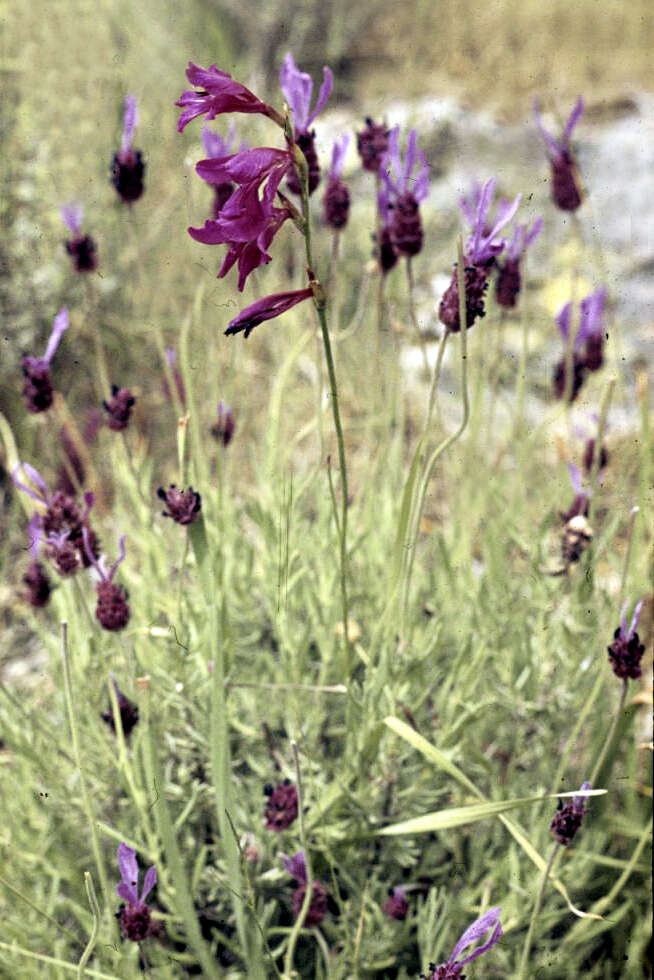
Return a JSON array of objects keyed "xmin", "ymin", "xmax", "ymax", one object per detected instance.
[{"xmin": 176, "ymin": 63, "xmax": 284, "ymax": 132}]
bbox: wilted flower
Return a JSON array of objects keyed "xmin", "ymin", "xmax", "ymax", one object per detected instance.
[
  {"xmin": 83, "ymin": 528, "xmax": 130, "ymax": 631},
  {"xmin": 383, "ymin": 886, "xmax": 409, "ymax": 921},
  {"xmin": 111, "ymin": 95, "xmax": 146, "ymax": 203},
  {"xmin": 421, "ymin": 907, "xmax": 503, "ymax": 979},
  {"xmin": 283, "ymin": 851, "xmax": 328, "ymax": 927},
  {"xmin": 210, "ymin": 401, "xmax": 235, "ymax": 445},
  {"xmin": 534, "ymin": 96, "xmax": 585, "ymax": 212},
  {"xmin": 157, "ymin": 485, "xmax": 202, "ymax": 525},
  {"xmin": 379, "ymin": 127, "xmax": 429, "ymax": 257},
  {"xmin": 22, "ymin": 515, "xmax": 52, "ymax": 607},
  {"xmin": 225, "ymin": 286, "xmax": 314, "ymax": 339},
  {"xmin": 357, "ymin": 117, "xmax": 390, "ymax": 173},
  {"xmin": 61, "ymin": 204, "xmax": 97, "ymax": 273},
  {"xmin": 280, "ymin": 53, "xmax": 333, "ymax": 195},
  {"xmin": 550, "ymin": 782, "xmax": 591, "ymax": 846},
  {"xmin": 495, "ymin": 217, "xmax": 543, "ymax": 308},
  {"xmin": 439, "ymin": 179, "xmax": 520, "ymax": 332},
  {"xmin": 263, "ymin": 779, "xmax": 298, "ymax": 830},
  {"xmin": 323, "ymin": 135, "xmax": 350, "ymax": 230},
  {"xmin": 176, "ymin": 62, "xmax": 285, "ymax": 132},
  {"xmin": 101, "ymin": 676, "xmax": 140, "ymax": 736},
  {"xmin": 21, "ymin": 308, "xmax": 69, "ymax": 413},
  {"xmin": 102, "ymin": 385, "xmax": 136, "ymax": 431},
  {"xmin": 608, "ymin": 599, "xmax": 646, "ymax": 680},
  {"xmin": 116, "ymin": 843, "xmax": 161, "ymax": 941}
]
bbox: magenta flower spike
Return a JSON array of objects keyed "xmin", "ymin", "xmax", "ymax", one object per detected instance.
[
  {"xmin": 61, "ymin": 203, "xmax": 97, "ymax": 272},
  {"xmin": 323, "ymin": 134, "xmax": 351, "ymax": 230},
  {"xmin": 424, "ymin": 907, "xmax": 503, "ymax": 978},
  {"xmin": 225, "ymin": 287, "xmax": 314, "ymax": 338},
  {"xmin": 282, "ymin": 850, "xmax": 329, "ymax": 927},
  {"xmin": 280, "ymin": 52, "xmax": 334, "ymax": 195},
  {"xmin": 111, "ymin": 94, "xmax": 146, "ymax": 204},
  {"xmin": 21, "ymin": 307, "xmax": 70, "ymax": 413},
  {"xmin": 116, "ymin": 843, "xmax": 160, "ymax": 941},
  {"xmin": 608, "ymin": 599, "xmax": 646, "ymax": 680},
  {"xmin": 550, "ymin": 782, "xmax": 591, "ymax": 845},
  {"xmin": 83, "ymin": 528, "xmax": 130, "ymax": 631},
  {"xmin": 379, "ymin": 127, "xmax": 429, "ymax": 257},
  {"xmin": 534, "ymin": 96, "xmax": 585, "ymax": 211},
  {"xmin": 176, "ymin": 62, "xmax": 284, "ymax": 132},
  {"xmin": 495, "ymin": 217, "xmax": 543, "ymax": 308}
]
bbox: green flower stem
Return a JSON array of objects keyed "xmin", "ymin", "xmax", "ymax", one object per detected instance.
[
  {"xmin": 299, "ymin": 160, "xmax": 351, "ymax": 677},
  {"xmin": 77, "ymin": 872, "xmax": 100, "ymax": 979},
  {"xmin": 590, "ymin": 677, "xmax": 629, "ymax": 787},
  {"xmin": 282, "ymin": 741, "xmax": 314, "ymax": 980},
  {"xmin": 426, "ymin": 329, "xmax": 449, "ymax": 424},
  {"xmin": 0, "ymin": 942, "xmax": 120, "ymax": 980},
  {"xmin": 60, "ymin": 622, "xmax": 114, "ymax": 939},
  {"xmin": 518, "ymin": 842, "xmax": 559, "ymax": 979},
  {"xmin": 405, "ymin": 256, "xmax": 430, "ymax": 376},
  {"xmin": 586, "ymin": 374, "xmax": 615, "ymax": 524}
]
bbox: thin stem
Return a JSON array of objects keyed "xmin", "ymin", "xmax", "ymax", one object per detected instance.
[
  {"xmin": 519, "ymin": 843, "xmax": 559, "ymax": 979},
  {"xmin": 283, "ymin": 741, "xmax": 314, "ymax": 980},
  {"xmin": 426, "ymin": 329, "xmax": 449, "ymax": 424},
  {"xmin": 405, "ymin": 256, "xmax": 430, "ymax": 377},
  {"xmin": 590, "ymin": 678, "xmax": 629, "ymax": 786},
  {"xmin": 60, "ymin": 623, "xmax": 114, "ymax": 937},
  {"xmin": 77, "ymin": 872, "xmax": 100, "ymax": 979},
  {"xmin": 0, "ymin": 942, "xmax": 120, "ymax": 980}
]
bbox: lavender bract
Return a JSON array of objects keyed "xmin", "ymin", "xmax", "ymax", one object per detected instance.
[
  {"xmin": 61, "ymin": 204, "xmax": 97, "ymax": 273},
  {"xmin": 608, "ymin": 599, "xmax": 646, "ymax": 680},
  {"xmin": 379, "ymin": 127, "xmax": 429, "ymax": 257},
  {"xmin": 421, "ymin": 906, "xmax": 503, "ymax": 979},
  {"xmin": 550, "ymin": 782, "xmax": 591, "ymax": 846},
  {"xmin": 111, "ymin": 95, "xmax": 146, "ymax": 204},
  {"xmin": 83, "ymin": 528, "xmax": 130, "ymax": 631},
  {"xmin": 21, "ymin": 308, "xmax": 69, "ymax": 413},
  {"xmin": 280, "ymin": 53, "xmax": 333, "ymax": 195},
  {"xmin": 116, "ymin": 843, "xmax": 161, "ymax": 941},
  {"xmin": 534, "ymin": 96, "xmax": 585, "ymax": 211}
]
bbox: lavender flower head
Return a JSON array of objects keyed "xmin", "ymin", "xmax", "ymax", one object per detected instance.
[
  {"xmin": 263, "ymin": 778, "xmax": 298, "ymax": 830},
  {"xmin": 102, "ymin": 676, "xmax": 140, "ymax": 737},
  {"xmin": 280, "ymin": 52, "xmax": 333, "ymax": 195},
  {"xmin": 379, "ymin": 127, "xmax": 429, "ymax": 257},
  {"xmin": 375, "ymin": 183, "xmax": 399, "ymax": 274},
  {"xmin": 495, "ymin": 217, "xmax": 543, "ymax": 309},
  {"xmin": 323, "ymin": 134, "xmax": 350, "ymax": 230},
  {"xmin": 550, "ymin": 782, "xmax": 591, "ymax": 845},
  {"xmin": 102, "ymin": 385, "xmax": 136, "ymax": 431},
  {"xmin": 23, "ymin": 515, "xmax": 52, "ymax": 607},
  {"xmin": 156, "ymin": 484, "xmax": 202, "ymax": 524},
  {"xmin": 61, "ymin": 203, "xmax": 97, "ymax": 272},
  {"xmin": 83, "ymin": 528, "xmax": 130, "ymax": 631},
  {"xmin": 283, "ymin": 850, "xmax": 329, "ymax": 927},
  {"xmin": 116, "ymin": 843, "xmax": 160, "ymax": 941},
  {"xmin": 535, "ymin": 96, "xmax": 585, "ymax": 211},
  {"xmin": 357, "ymin": 117, "xmax": 390, "ymax": 173},
  {"xmin": 439, "ymin": 179, "xmax": 520, "ymax": 332},
  {"xmin": 211, "ymin": 400, "xmax": 236, "ymax": 445},
  {"xmin": 21, "ymin": 308, "xmax": 69, "ymax": 413},
  {"xmin": 608, "ymin": 599, "xmax": 646, "ymax": 680},
  {"xmin": 422, "ymin": 907, "xmax": 503, "ymax": 979},
  {"xmin": 384, "ymin": 886, "xmax": 409, "ymax": 921},
  {"xmin": 111, "ymin": 94, "xmax": 146, "ymax": 204},
  {"xmin": 553, "ymin": 287, "xmax": 607, "ymax": 400}
]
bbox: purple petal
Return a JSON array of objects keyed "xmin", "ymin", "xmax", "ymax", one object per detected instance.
[
  {"xmin": 307, "ymin": 66, "xmax": 334, "ymax": 127},
  {"xmin": 329, "ymin": 134, "xmax": 350, "ymax": 179},
  {"xmin": 116, "ymin": 843, "xmax": 139, "ymax": 904},
  {"xmin": 404, "ymin": 129, "xmax": 417, "ymax": 184},
  {"xmin": 525, "ymin": 216, "xmax": 544, "ymax": 249},
  {"xmin": 82, "ymin": 525, "xmax": 102, "ymax": 576},
  {"xmin": 12, "ymin": 462, "xmax": 50, "ymax": 504},
  {"xmin": 628, "ymin": 599, "xmax": 644, "ymax": 639},
  {"xmin": 122, "ymin": 94, "xmax": 138, "ymax": 153},
  {"xmin": 533, "ymin": 98, "xmax": 562, "ymax": 158},
  {"xmin": 572, "ymin": 781, "xmax": 592, "ymax": 813},
  {"xmin": 282, "ymin": 850, "xmax": 307, "ymax": 883},
  {"xmin": 579, "ymin": 288, "xmax": 607, "ymax": 340},
  {"xmin": 43, "ymin": 308, "xmax": 70, "ymax": 363},
  {"xmin": 202, "ymin": 126, "xmax": 229, "ymax": 158},
  {"xmin": 108, "ymin": 535, "xmax": 127, "ymax": 582},
  {"xmin": 61, "ymin": 203, "xmax": 83, "ymax": 235},
  {"xmin": 450, "ymin": 907, "xmax": 503, "ymax": 966},
  {"xmin": 412, "ymin": 150, "xmax": 430, "ymax": 202},
  {"xmin": 555, "ymin": 301, "xmax": 572, "ymax": 341},
  {"xmin": 280, "ymin": 53, "xmax": 312, "ymax": 132},
  {"xmin": 140, "ymin": 865, "xmax": 157, "ymax": 902},
  {"xmin": 563, "ymin": 96, "xmax": 585, "ymax": 143},
  {"xmin": 28, "ymin": 513, "xmax": 42, "ymax": 559},
  {"xmin": 567, "ymin": 462, "xmax": 583, "ymax": 496},
  {"xmin": 485, "ymin": 193, "xmax": 521, "ymax": 246}
]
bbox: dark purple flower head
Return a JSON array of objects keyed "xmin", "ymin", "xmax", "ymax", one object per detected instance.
[
  {"xmin": 374, "ymin": 184, "xmax": 399, "ymax": 274},
  {"xmin": 379, "ymin": 127, "xmax": 429, "ymax": 257},
  {"xmin": 116, "ymin": 843, "xmax": 159, "ymax": 942},
  {"xmin": 283, "ymin": 851, "xmax": 328, "ymax": 927},
  {"xmin": 534, "ymin": 97, "xmax": 585, "ymax": 211},
  {"xmin": 210, "ymin": 401, "xmax": 236, "ymax": 445},
  {"xmin": 323, "ymin": 135, "xmax": 351, "ymax": 229},
  {"xmin": 550, "ymin": 782, "xmax": 591, "ymax": 845},
  {"xmin": 46, "ymin": 530, "xmax": 81, "ymax": 576},
  {"xmin": 225, "ymin": 286, "xmax": 314, "ymax": 339},
  {"xmin": 21, "ymin": 308, "xmax": 70, "ymax": 413},
  {"xmin": 102, "ymin": 676, "xmax": 140, "ymax": 737},
  {"xmin": 554, "ymin": 288, "xmax": 607, "ymax": 396},
  {"xmin": 357, "ymin": 117, "xmax": 390, "ymax": 173},
  {"xmin": 61, "ymin": 204, "xmax": 97, "ymax": 272},
  {"xmin": 156, "ymin": 485, "xmax": 202, "ymax": 525},
  {"xmin": 263, "ymin": 778, "xmax": 298, "ymax": 830},
  {"xmin": 423, "ymin": 907, "xmax": 503, "ymax": 979},
  {"xmin": 83, "ymin": 528, "xmax": 130, "ymax": 631},
  {"xmin": 102, "ymin": 385, "xmax": 136, "ymax": 431},
  {"xmin": 176, "ymin": 62, "xmax": 284, "ymax": 132},
  {"xmin": 608, "ymin": 599, "xmax": 646, "ymax": 680},
  {"xmin": 384, "ymin": 886, "xmax": 409, "ymax": 921},
  {"xmin": 495, "ymin": 217, "xmax": 543, "ymax": 309},
  {"xmin": 111, "ymin": 95, "xmax": 146, "ymax": 203}
]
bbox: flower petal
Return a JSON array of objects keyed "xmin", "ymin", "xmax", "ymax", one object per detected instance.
[
  {"xmin": 451, "ymin": 907, "xmax": 503, "ymax": 966},
  {"xmin": 116, "ymin": 843, "xmax": 139, "ymax": 904},
  {"xmin": 282, "ymin": 850, "xmax": 307, "ymax": 883},
  {"xmin": 12, "ymin": 462, "xmax": 50, "ymax": 504},
  {"xmin": 140, "ymin": 865, "xmax": 157, "ymax": 902},
  {"xmin": 43, "ymin": 308, "xmax": 70, "ymax": 363},
  {"xmin": 307, "ymin": 66, "xmax": 334, "ymax": 127},
  {"xmin": 225, "ymin": 288, "xmax": 313, "ymax": 338},
  {"xmin": 563, "ymin": 96, "xmax": 585, "ymax": 143}
]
